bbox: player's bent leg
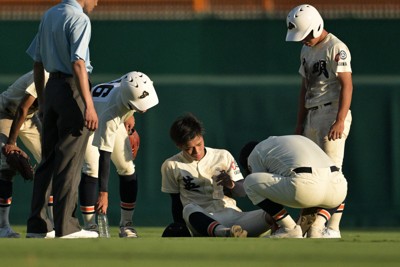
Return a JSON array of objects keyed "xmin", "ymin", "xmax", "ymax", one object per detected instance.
[
  {"xmin": 0, "ymin": 172, "xmax": 20, "ymax": 238},
  {"xmin": 118, "ymin": 173, "xmax": 138, "ymax": 238},
  {"xmin": 183, "ymin": 204, "xmax": 246, "ymax": 237},
  {"xmin": 79, "ymin": 173, "xmax": 98, "ymax": 231}
]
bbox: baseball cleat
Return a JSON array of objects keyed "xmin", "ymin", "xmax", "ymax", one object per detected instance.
[
  {"xmin": 26, "ymin": 230, "xmax": 55, "ymax": 239},
  {"xmin": 306, "ymin": 225, "xmax": 324, "ymax": 238},
  {"xmin": 60, "ymin": 229, "xmax": 99, "ymax": 239},
  {"xmin": 266, "ymin": 225, "xmax": 303, "ymax": 238},
  {"xmin": 119, "ymin": 223, "xmax": 138, "ymax": 238},
  {"xmin": 322, "ymin": 228, "xmax": 341, "ymax": 238},
  {"xmin": 0, "ymin": 226, "xmax": 20, "ymax": 238}
]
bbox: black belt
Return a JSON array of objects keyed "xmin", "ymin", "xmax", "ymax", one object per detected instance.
[
  {"xmin": 293, "ymin": 166, "xmax": 339, "ymax": 174},
  {"xmin": 308, "ymin": 102, "xmax": 332, "ymax": 111},
  {"xmin": 50, "ymin": 72, "xmax": 73, "ymax": 79}
]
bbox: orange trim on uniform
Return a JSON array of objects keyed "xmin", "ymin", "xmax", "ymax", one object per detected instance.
[
  {"xmin": 48, "ymin": 195, "xmax": 54, "ymax": 204},
  {"xmin": 336, "ymin": 203, "xmax": 345, "ymax": 212},
  {"xmin": 317, "ymin": 209, "xmax": 331, "ymax": 221},
  {"xmin": 207, "ymin": 221, "xmax": 219, "ymax": 237},
  {"xmin": 120, "ymin": 202, "xmax": 136, "ymax": 210},
  {"xmin": 80, "ymin": 206, "xmax": 95, "ymax": 213},
  {"xmin": 273, "ymin": 209, "xmax": 288, "ymax": 221},
  {"xmin": 0, "ymin": 197, "xmax": 12, "ymax": 205}
]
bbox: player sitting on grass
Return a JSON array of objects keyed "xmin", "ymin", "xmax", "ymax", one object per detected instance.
[
  {"xmin": 161, "ymin": 113, "xmax": 272, "ymax": 237},
  {"xmin": 79, "ymin": 71, "xmax": 159, "ymax": 238}
]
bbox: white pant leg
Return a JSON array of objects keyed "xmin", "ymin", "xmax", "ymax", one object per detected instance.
[
  {"xmin": 304, "ymin": 105, "xmax": 352, "ymax": 168},
  {"xmin": 182, "ymin": 203, "xmax": 270, "ymax": 237},
  {"xmin": 19, "ymin": 115, "xmax": 42, "ymax": 163},
  {"xmin": 82, "ymin": 132, "xmax": 99, "ymax": 178},
  {"xmin": 111, "ymin": 124, "xmax": 135, "ymax": 176}
]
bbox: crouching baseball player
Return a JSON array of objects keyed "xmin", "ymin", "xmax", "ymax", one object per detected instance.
[
  {"xmin": 239, "ymin": 135, "xmax": 348, "ymax": 238},
  {"xmin": 0, "ymin": 71, "xmax": 54, "ymax": 238},
  {"xmin": 161, "ymin": 114, "xmax": 272, "ymax": 237},
  {"xmin": 79, "ymin": 71, "xmax": 159, "ymax": 238}
]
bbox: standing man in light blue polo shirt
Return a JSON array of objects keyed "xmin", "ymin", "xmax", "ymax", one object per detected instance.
[{"xmin": 25, "ymin": 0, "xmax": 99, "ymax": 239}]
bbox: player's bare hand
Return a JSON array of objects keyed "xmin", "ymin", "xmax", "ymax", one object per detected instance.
[
  {"xmin": 124, "ymin": 115, "xmax": 135, "ymax": 135},
  {"xmin": 96, "ymin": 191, "xmax": 109, "ymax": 214},
  {"xmin": 216, "ymin": 170, "xmax": 235, "ymax": 189},
  {"xmin": 328, "ymin": 121, "xmax": 344, "ymax": 141},
  {"xmin": 2, "ymin": 144, "xmax": 27, "ymax": 157},
  {"xmin": 85, "ymin": 106, "xmax": 98, "ymax": 131}
]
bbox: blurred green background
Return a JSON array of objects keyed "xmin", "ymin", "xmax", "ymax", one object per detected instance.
[{"xmin": 0, "ymin": 18, "xmax": 399, "ymax": 228}]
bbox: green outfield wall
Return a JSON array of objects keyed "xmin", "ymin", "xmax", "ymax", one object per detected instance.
[{"xmin": 0, "ymin": 19, "xmax": 399, "ymax": 228}]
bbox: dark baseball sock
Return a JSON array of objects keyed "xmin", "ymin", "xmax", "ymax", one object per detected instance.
[
  {"xmin": 257, "ymin": 198, "xmax": 284, "ymax": 217},
  {"xmin": 188, "ymin": 212, "xmax": 221, "ymax": 237},
  {"xmin": 119, "ymin": 173, "xmax": 138, "ymax": 204},
  {"xmin": 0, "ymin": 179, "xmax": 12, "ymax": 200},
  {"xmin": 79, "ymin": 173, "xmax": 98, "ymax": 208}
]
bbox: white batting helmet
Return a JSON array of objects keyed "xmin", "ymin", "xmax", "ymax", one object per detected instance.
[
  {"xmin": 285, "ymin": 4, "xmax": 324, "ymax": 42},
  {"xmin": 119, "ymin": 71, "xmax": 159, "ymax": 112}
]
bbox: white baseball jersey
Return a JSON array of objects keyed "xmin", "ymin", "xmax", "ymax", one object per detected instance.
[
  {"xmin": 299, "ymin": 33, "xmax": 352, "ymax": 109},
  {"xmin": 82, "ymin": 76, "xmax": 135, "ymax": 177},
  {"xmin": 0, "ymin": 71, "xmax": 49, "ymax": 170},
  {"xmin": 248, "ymin": 135, "xmax": 335, "ymax": 175},
  {"xmin": 244, "ymin": 135, "xmax": 347, "ymax": 208},
  {"xmin": 161, "ymin": 147, "xmax": 244, "ymax": 213},
  {"xmin": 0, "ymin": 71, "xmax": 49, "ymax": 118}
]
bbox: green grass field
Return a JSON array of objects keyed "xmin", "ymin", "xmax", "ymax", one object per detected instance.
[{"xmin": 1, "ymin": 227, "xmax": 400, "ymax": 267}]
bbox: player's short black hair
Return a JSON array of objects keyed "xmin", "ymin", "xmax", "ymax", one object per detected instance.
[
  {"xmin": 239, "ymin": 141, "xmax": 259, "ymax": 175},
  {"xmin": 170, "ymin": 113, "xmax": 205, "ymax": 146}
]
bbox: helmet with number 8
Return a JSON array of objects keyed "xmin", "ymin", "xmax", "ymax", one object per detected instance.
[
  {"xmin": 285, "ymin": 4, "xmax": 324, "ymax": 42},
  {"xmin": 119, "ymin": 71, "xmax": 159, "ymax": 112}
]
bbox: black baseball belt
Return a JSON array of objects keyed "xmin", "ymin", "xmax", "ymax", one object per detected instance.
[
  {"xmin": 293, "ymin": 166, "xmax": 340, "ymax": 174},
  {"xmin": 307, "ymin": 102, "xmax": 332, "ymax": 111}
]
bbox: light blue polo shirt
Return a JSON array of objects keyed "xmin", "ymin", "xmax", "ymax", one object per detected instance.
[{"xmin": 26, "ymin": 0, "xmax": 93, "ymax": 74}]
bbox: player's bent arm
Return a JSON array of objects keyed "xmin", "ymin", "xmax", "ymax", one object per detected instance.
[
  {"xmin": 170, "ymin": 193, "xmax": 185, "ymax": 224},
  {"xmin": 336, "ymin": 72, "xmax": 353, "ymax": 123},
  {"xmin": 33, "ymin": 61, "xmax": 45, "ymax": 116},
  {"xmin": 295, "ymin": 78, "xmax": 307, "ymax": 134},
  {"xmin": 72, "ymin": 59, "xmax": 98, "ymax": 131},
  {"xmin": 230, "ymin": 180, "xmax": 246, "ymax": 197},
  {"xmin": 96, "ymin": 150, "xmax": 111, "ymax": 214},
  {"xmin": 6, "ymin": 94, "xmax": 36, "ymax": 146}
]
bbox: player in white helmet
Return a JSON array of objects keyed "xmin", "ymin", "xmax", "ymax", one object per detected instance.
[
  {"xmin": 80, "ymin": 71, "xmax": 158, "ymax": 238},
  {"xmin": 286, "ymin": 4, "xmax": 353, "ymax": 238},
  {"xmin": 161, "ymin": 113, "xmax": 272, "ymax": 237},
  {"xmin": 0, "ymin": 71, "xmax": 54, "ymax": 238},
  {"xmin": 238, "ymin": 135, "xmax": 348, "ymax": 238}
]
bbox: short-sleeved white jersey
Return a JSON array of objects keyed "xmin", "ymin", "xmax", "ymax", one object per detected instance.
[
  {"xmin": 299, "ymin": 33, "xmax": 352, "ymax": 108},
  {"xmin": 91, "ymin": 76, "xmax": 134, "ymax": 152},
  {"xmin": 161, "ymin": 147, "xmax": 244, "ymax": 213},
  {"xmin": 0, "ymin": 71, "xmax": 49, "ymax": 117},
  {"xmin": 248, "ymin": 135, "xmax": 335, "ymax": 176}
]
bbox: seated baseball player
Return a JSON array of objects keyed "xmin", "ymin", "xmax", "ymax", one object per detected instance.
[
  {"xmin": 161, "ymin": 113, "xmax": 272, "ymax": 237},
  {"xmin": 0, "ymin": 70, "xmax": 54, "ymax": 238},
  {"xmin": 238, "ymin": 135, "xmax": 348, "ymax": 238},
  {"xmin": 79, "ymin": 71, "xmax": 159, "ymax": 238}
]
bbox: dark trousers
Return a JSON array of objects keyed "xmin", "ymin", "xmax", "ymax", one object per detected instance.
[{"xmin": 27, "ymin": 75, "xmax": 90, "ymax": 237}]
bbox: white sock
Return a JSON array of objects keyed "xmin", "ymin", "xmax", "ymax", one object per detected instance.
[
  {"xmin": 277, "ymin": 215, "xmax": 296, "ymax": 229},
  {"xmin": 120, "ymin": 209, "xmax": 134, "ymax": 226},
  {"xmin": 312, "ymin": 215, "xmax": 327, "ymax": 230},
  {"xmin": 0, "ymin": 206, "xmax": 10, "ymax": 227}
]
